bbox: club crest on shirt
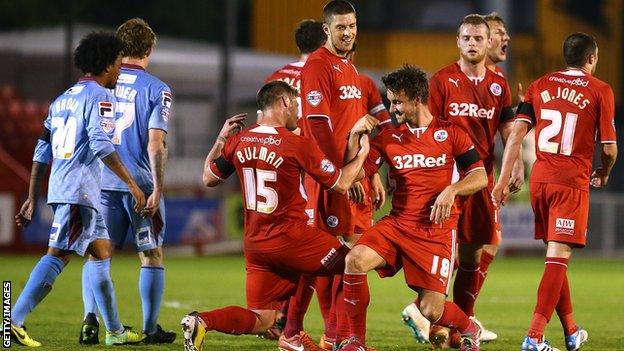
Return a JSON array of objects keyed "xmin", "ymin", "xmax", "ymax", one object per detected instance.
[
  {"xmin": 434, "ymin": 130, "xmax": 448, "ymax": 142},
  {"xmin": 326, "ymin": 215, "xmax": 339, "ymax": 228},
  {"xmin": 489, "ymin": 82, "xmax": 502, "ymax": 96},
  {"xmin": 100, "ymin": 117, "xmax": 115, "ymax": 134},
  {"xmin": 306, "ymin": 90, "xmax": 322, "ymax": 107},
  {"xmin": 321, "ymin": 159, "xmax": 335, "ymax": 173}
]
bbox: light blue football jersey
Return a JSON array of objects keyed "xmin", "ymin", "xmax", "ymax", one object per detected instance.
[
  {"xmin": 100, "ymin": 64, "xmax": 171, "ymax": 193},
  {"xmin": 33, "ymin": 77, "xmax": 116, "ymax": 210}
]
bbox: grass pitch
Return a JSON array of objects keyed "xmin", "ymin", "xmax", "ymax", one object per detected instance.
[{"xmin": 1, "ymin": 254, "xmax": 623, "ymax": 350}]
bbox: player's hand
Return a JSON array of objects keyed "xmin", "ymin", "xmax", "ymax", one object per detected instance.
[
  {"xmin": 430, "ymin": 186, "xmax": 456, "ymax": 224},
  {"xmin": 508, "ymin": 159, "xmax": 525, "ymax": 194},
  {"xmin": 141, "ymin": 190, "xmax": 161, "ymax": 217},
  {"xmin": 15, "ymin": 198, "xmax": 35, "ymax": 227},
  {"xmin": 219, "ymin": 113, "xmax": 247, "ymax": 140},
  {"xmin": 371, "ymin": 173, "xmax": 385, "ymax": 210},
  {"xmin": 517, "ymin": 82, "xmax": 525, "ymax": 103},
  {"xmin": 128, "ymin": 182, "xmax": 146, "ymax": 213},
  {"xmin": 348, "ymin": 181, "xmax": 366, "ymax": 204},
  {"xmin": 351, "ymin": 114, "xmax": 379, "ymax": 135},
  {"xmin": 590, "ymin": 168, "xmax": 610, "ymax": 188},
  {"xmin": 491, "ymin": 182, "xmax": 509, "ymax": 209}
]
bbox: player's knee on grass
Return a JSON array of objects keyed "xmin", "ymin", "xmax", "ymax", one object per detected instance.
[
  {"xmin": 139, "ymin": 247, "xmax": 163, "ymax": 267},
  {"xmin": 87, "ymin": 239, "xmax": 113, "ymax": 260},
  {"xmin": 417, "ymin": 290, "xmax": 446, "ymax": 322},
  {"xmin": 252, "ymin": 309, "xmax": 278, "ymax": 333}
]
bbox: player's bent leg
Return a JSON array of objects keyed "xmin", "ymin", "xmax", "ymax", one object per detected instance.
[
  {"xmin": 10, "ymin": 248, "xmax": 70, "ymax": 347},
  {"xmin": 138, "ymin": 247, "xmax": 175, "ymax": 343}
]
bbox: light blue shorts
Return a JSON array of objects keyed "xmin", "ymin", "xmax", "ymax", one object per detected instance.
[
  {"xmin": 48, "ymin": 203, "xmax": 109, "ymax": 256},
  {"xmin": 100, "ymin": 190, "xmax": 166, "ymax": 252}
]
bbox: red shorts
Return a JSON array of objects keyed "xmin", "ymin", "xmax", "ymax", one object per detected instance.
[
  {"xmin": 304, "ymin": 176, "xmax": 372, "ymax": 235},
  {"xmin": 458, "ymin": 184, "xmax": 501, "ymax": 245},
  {"xmin": 356, "ymin": 216, "xmax": 457, "ymax": 295},
  {"xmin": 530, "ymin": 182, "xmax": 589, "ymax": 247},
  {"xmin": 245, "ymin": 224, "xmax": 348, "ymax": 310}
]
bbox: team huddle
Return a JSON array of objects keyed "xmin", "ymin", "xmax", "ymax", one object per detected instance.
[{"xmin": 8, "ymin": 1, "xmax": 617, "ymax": 351}]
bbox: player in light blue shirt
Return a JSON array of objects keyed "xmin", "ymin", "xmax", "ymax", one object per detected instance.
[
  {"xmin": 10, "ymin": 32, "xmax": 146, "ymax": 347},
  {"xmin": 79, "ymin": 18, "xmax": 175, "ymax": 344}
]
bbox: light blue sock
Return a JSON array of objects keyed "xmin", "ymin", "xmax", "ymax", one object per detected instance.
[
  {"xmin": 89, "ymin": 258, "xmax": 123, "ymax": 332},
  {"xmin": 11, "ymin": 255, "xmax": 64, "ymax": 326},
  {"xmin": 81, "ymin": 260, "xmax": 98, "ymax": 318},
  {"xmin": 139, "ymin": 266, "xmax": 164, "ymax": 334}
]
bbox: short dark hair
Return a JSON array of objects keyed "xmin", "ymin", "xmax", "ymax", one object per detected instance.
[
  {"xmin": 382, "ymin": 64, "xmax": 429, "ymax": 102},
  {"xmin": 73, "ymin": 32, "xmax": 123, "ymax": 75},
  {"xmin": 458, "ymin": 14, "xmax": 490, "ymax": 37},
  {"xmin": 117, "ymin": 18, "xmax": 156, "ymax": 58},
  {"xmin": 323, "ymin": 0, "xmax": 356, "ymax": 24},
  {"xmin": 295, "ymin": 20, "xmax": 326, "ymax": 54},
  {"xmin": 257, "ymin": 80, "xmax": 298, "ymax": 111},
  {"xmin": 563, "ymin": 32, "xmax": 597, "ymax": 67},
  {"xmin": 482, "ymin": 12, "xmax": 505, "ymax": 25}
]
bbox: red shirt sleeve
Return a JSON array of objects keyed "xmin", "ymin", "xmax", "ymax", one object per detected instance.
[
  {"xmin": 297, "ymin": 138, "xmax": 342, "ymax": 189},
  {"xmin": 598, "ymin": 84, "xmax": 617, "ymax": 143},
  {"xmin": 363, "ymin": 137, "xmax": 384, "ymax": 176},
  {"xmin": 428, "ymin": 74, "xmax": 444, "ymax": 119},
  {"xmin": 301, "ymin": 59, "xmax": 332, "ymax": 120},
  {"xmin": 452, "ymin": 126, "xmax": 484, "ymax": 172}
]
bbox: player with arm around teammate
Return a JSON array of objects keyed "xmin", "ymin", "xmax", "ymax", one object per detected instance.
[
  {"xmin": 10, "ymin": 32, "xmax": 146, "ymax": 347},
  {"xmin": 339, "ymin": 65, "xmax": 488, "ymax": 351},
  {"xmin": 493, "ymin": 32, "xmax": 616, "ymax": 351},
  {"xmin": 179, "ymin": 80, "xmax": 377, "ymax": 351}
]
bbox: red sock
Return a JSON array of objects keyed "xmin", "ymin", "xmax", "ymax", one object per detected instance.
[
  {"xmin": 435, "ymin": 301, "xmax": 473, "ymax": 335},
  {"xmin": 556, "ymin": 275, "xmax": 578, "ymax": 336},
  {"xmin": 452, "ymin": 262, "xmax": 480, "ymax": 316},
  {"xmin": 315, "ymin": 275, "xmax": 333, "ymax": 332},
  {"xmin": 475, "ymin": 251, "xmax": 495, "ymax": 295},
  {"xmin": 283, "ymin": 275, "xmax": 316, "ymax": 338},
  {"xmin": 343, "ymin": 273, "xmax": 369, "ymax": 343},
  {"xmin": 334, "ymin": 274, "xmax": 350, "ymax": 342},
  {"xmin": 528, "ymin": 257, "xmax": 568, "ymax": 340},
  {"xmin": 198, "ymin": 306, "xmax": 257, "ymax": 335}
]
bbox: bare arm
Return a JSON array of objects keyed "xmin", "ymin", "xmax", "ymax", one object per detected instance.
[
  {"xmin": 430, "ymin": 168, "xmax": 488, "ymax": 224},
  {"xmin": 590, "ymin": 143, "xmax": 618, "ymax": 188},
  {"xmin": 202, "ymin": 113, "xmax": 246, "ymax": 187},
  {"xmin": 15, "ymin": 161, "xmax": 48, "ymax": 227},
  {"xmin": 499, "ymin": 121, "xmax": 525, "ymax": 193},
  {"xmin": 142, "ymin": 129, "xmax": 168, "ymax": 216},
  {"xmin": 492, "ymin": 121, "xmax": 530, "ymax": 208}
]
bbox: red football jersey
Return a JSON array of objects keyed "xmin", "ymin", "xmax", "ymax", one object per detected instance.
[
  {"xmin": 265, "ymin": 61, "xmax": 305, "ymax": 120},
  {"xmin": 363, "ymin": 118, "xmax": 484, "ymax": 228},
  {"xmin": 300, "ymin": 47, "xmax": 365, "ymax": 163},
  {"xmin": 209, "ymin": 124, "xmax": 341, "ymax": 252},
  {"xmin": 429, "ymin": 63, "xmax": 514, "ymax": 175},
  {"xmin": 359, "ymin": 73, "xmax": 391, "ymax": 128},
  {"xmin": 516, "ymin": 68, "xmax": 617, "ymax": 190}
]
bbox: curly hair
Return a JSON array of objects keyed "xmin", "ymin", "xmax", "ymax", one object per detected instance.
[
  {"xmin": 73, "ymin": 32, "xmax": 123, "ymax": 75},
  {"xmin": 117, "ymin": 18, "xmax": 156, "ymax": 58},
  {"xmin": 381, "ymin": 64, "xmax": 429, "ymax": 102}
]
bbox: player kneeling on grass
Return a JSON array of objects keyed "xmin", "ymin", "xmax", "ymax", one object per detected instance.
[
  {"xmin": 10, "ymin": 32, "xmax": 146, "ymax": 347},
  {"xmin": 337, "ymin": 65, "xmax": 488, "ymax": 351},
  {"xmin": 180, "ymin": 80, "xmax": 378, "ymax": 351}
]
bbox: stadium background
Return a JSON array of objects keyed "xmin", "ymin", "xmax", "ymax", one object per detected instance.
[{"xmin": 0, "ymin": 1, "xmax": 622, "ymax": 350}]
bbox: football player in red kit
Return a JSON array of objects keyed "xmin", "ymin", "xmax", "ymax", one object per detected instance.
[
  {"xmin": 340, "ymin": 64, "xmax": 487, "ymax": 351},
  {"xmin": 493, "ymin": 32, "xmax": 616, "ymax": 351},
  {"xmin": 180, "ymin": 80, "xmax": 378, "ymax": 351}
]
